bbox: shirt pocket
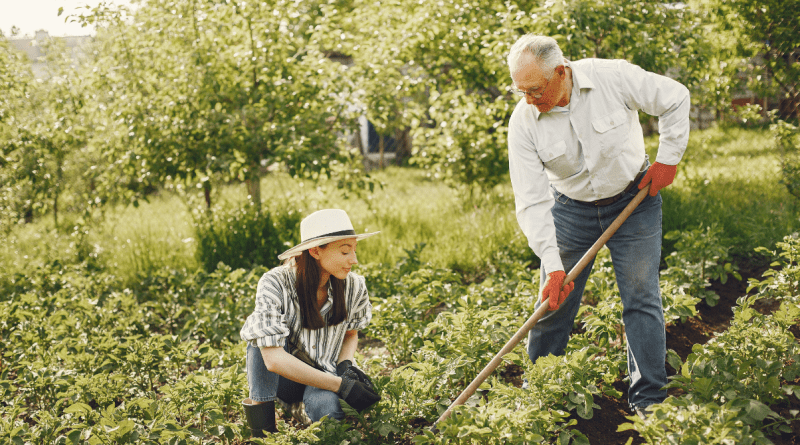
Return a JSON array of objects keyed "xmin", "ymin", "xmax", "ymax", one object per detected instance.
[
  {"xmin": 538, "ymin": 139, "xmax": 566, "ymax": 163},
  {"xmin": 592, "ymin": 108, "xmax": 628, "ymax": 158},
  {"xmin": 538, "ymin": 140, "xmax": 575, "ymax": 178}
]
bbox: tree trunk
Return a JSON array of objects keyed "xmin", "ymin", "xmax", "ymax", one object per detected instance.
[
  {"xmin": 246, "ymin": 166, "xmax": 262, "ymax": 211},
  {"xmin": 379, "ymin": 134, "xmax": 385, "ymax": 169},
  {"xmin": 53, "ymin": 193, "xmax": 58, "ymax": 229},
  {"xmin": 203, "ymin": 181, "xmax": 212, "ymax": 209}
]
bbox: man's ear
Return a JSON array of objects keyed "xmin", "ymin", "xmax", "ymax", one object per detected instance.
[
  {"xmin": 307, "ymin": 246, "xmax": 321, "ymax": 260},
  {"xmin": 555, "ymin": 64, "xmax": 566, "ymax": 78}
]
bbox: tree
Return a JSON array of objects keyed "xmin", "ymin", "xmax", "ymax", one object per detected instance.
[
  {"xmin": 0, "ymin": 34, "xmax": 35, "ymax": 230},
  {"xmin": 78, "ymin": 0, "xmax": 360, "ymax": 210},
  {"xmin": 0, "ymin": 34, "xmax": 90, "ymax": 230},
  {"xmin": 703, "ymin": 0, "xmax": 799, "ymax": 120},
  {"xmin": 324, "ymin": 0, "xmax": 425, "ymax": 170},
  {"xmin": 342, "ymin": 0, "xmax": 706, "ymax": 192}
]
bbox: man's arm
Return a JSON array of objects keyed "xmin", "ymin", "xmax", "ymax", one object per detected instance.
[
  {"xmin": 508, "ymin": 109, "xmax": 564, "ymax": 274},
  {"xmin": 619, "ymin": 60, "xmax": 691, "ymax": 167}
]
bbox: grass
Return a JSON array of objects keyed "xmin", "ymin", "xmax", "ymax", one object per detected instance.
[
  {"xmin": 2, "ymin": 125, "xmax": 797, "ymax": 283},
  {"xmin": 0, "ymin": 192, "xmax": 198, "ymax": 285},
  {"xmin": 255, "ymin": 168, "xmax": 532, "ymax": 275},
  {"xmin": 97, "ymin": 194, "xmax": 199, "ymax": 282},
  {"xmin": 647, "ymin": 125, "xmax": 800, "ymax": 259}
]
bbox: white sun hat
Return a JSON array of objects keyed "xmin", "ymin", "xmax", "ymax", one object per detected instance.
[{"xmin": 277, "ymin": 209, "xmax": 379, "ymax": 261}]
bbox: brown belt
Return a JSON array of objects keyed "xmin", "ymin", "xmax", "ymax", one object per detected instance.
[{"xmin": 577, "ymin": 168, "xmax": 647, "ymax": 207}]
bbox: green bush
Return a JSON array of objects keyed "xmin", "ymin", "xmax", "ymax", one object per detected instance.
[
  {"xmin": 661, "ymin": 224, "xmax": 741, "ymax": 307},
  {"xmin": 192, "ymin": 202, "xmax": 300, "ymax": 272},
  {"xmin": 772, "ymin": 118, "xmax": 800, "ymax": 200}
]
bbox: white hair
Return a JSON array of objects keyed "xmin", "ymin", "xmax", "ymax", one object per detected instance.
[{"xmin": 507, "ymin": 34, "xmax": 564, "ymax": 77}]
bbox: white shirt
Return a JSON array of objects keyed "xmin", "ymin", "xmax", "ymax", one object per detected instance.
[
  {"xmin": 507, "ymin": 58, "xmax": 690, "ymax": 274},
  {"xmin": 239, "ymin": 265, "xmax": 372, "ymax": 374}
]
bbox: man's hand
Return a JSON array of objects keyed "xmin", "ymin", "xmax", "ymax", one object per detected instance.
[
  {"xmin": 638, "ymin": 162, "xmax": 677, "ymax": 197},
  {"xmin": 541, "ymin": 270, "xmax": 574, "ymax": 311}
]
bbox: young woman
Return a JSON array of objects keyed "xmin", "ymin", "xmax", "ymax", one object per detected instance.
[{"xmin": 239, "ymin": 209, "xmax": 381, "ymax": 437}]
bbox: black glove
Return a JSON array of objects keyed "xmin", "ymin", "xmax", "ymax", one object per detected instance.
[
  {"xmin": 336, "ymin": 360, "xmax": 376, "ymax": 391},
  {"xmin": 336, "ymin": 359, "xmax": 353, "ymax": 376},
  {"xmin": 336, "ymin": 373, "xmax": 381, "ymax": 412}
]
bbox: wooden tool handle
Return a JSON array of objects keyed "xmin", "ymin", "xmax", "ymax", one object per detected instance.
[{"xmin": 431, "ymin": 184, "xmax": 651, "ymax": 430}]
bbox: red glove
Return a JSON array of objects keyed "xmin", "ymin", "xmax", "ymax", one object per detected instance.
[
  {"xmin": 541, "ymin": 271, "xmax": 574, "ymax": 311},
  {"xmin": 638, "ymin": 162, "xmax": 677, "ymax": 197}
]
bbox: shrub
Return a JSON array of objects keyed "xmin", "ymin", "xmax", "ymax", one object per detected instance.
[
  {"xmin": 772, "ymin": 118, "xmax": 800, "ymax": 200},
  {"xmin": 661, "ymin": 224, "xmax": 740, "ymax": 307},
  {"xmin": 192, "ymin": 202, "xmax": 300, "ymax": 272}
]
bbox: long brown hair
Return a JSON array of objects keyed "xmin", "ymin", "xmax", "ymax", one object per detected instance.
[{"xmin": 294, "ymin": 248, "xmax": 347, "ymax": 329}]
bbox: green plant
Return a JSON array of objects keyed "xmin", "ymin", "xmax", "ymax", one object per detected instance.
[
  {"xmin": 662, "ymin": 224, "xmax": 741, "ymax": 306},
  {"xmin": 620, "ymin": 396, "xmax": 780, "ymax": 445},
  {"xmin": 364, "ymin": 248, "xmax": 465, "ymax": 364},
  {"xmin": 192, "ymin": 201, "xmax": 297, "ymax": 272},
  {"xmin": 749, "ymin": 233, "xmax": 800, "ymax": 303},
  {"xmin": 774, "ymin": 119, "xmax": 800, "ymax": 200}
]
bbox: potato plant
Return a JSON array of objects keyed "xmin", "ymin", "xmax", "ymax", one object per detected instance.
[{"xmin": 2, "ymin": 231, "xmax": 798, "ymax": 444}]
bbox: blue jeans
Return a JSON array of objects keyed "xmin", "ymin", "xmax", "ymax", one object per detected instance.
[
  {"xmin": 246, "ymin": 344, "xmax": 345, "ymax": 422},
  {"xmin": 527, "ymin": 168, "xmax": 667, "ymax": 409}
]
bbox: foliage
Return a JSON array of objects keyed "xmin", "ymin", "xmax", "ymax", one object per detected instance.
[
  {"xmin": 622, "ymin": 291, "xmax": 800, "ymax": 442},
  {"xmin": 772, "ymin": 117, "xmax": 800, "ymax": 199},
  {"xmin": 74, "ymin": 0, "xmax": 364, "ymax": 210},
  {"xmin": 662, "ymin": 224, "xmax": 741, "ymax": 306},
  {"xmin": 363, "ymin": 245, "xmax": 467, "ymax": 364},
  {"xmin": 667, "ymin": 295, "xmax": 800, "ymax": 407},
  {"xmin": 749, "ymin": 232, "xmax": 800, "ymax": 303},
  {"xmin": 701, "ymin": 0, "xmax": 800, "ymax": 120},
  {"xmin": 3, "ymin": 214, "xmax": 800, "ymax": 443},
  {"xmin": 192, "ymin": 200, "xmax": 300, "ymax": 273},
  {"xmin": 621, "ymin": 396, "xmax": 781, "ymax": 445},
  {"xmin": 0, "ymin": 35, "xmax": 91, "ymax": 230}
]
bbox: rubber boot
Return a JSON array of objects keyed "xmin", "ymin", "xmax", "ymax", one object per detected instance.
[{"xmin": 242, "ymin": 398, "xmax": 277, "ymax": 437}]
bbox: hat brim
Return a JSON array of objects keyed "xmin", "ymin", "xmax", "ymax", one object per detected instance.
[{"xmin": 277, "ymin": 231, "xmax": 380, "ymax": 261}]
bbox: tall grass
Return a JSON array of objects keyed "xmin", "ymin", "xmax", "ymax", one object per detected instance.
[
  {"xmin": 97, "ymin": 194, "xmax": 198, "ymax": 283},
  {"xmin": 648, "ymin": 125, "xmax": 800, "ymax": 259},
  {"xmin": 3, "ymin": 126, "xmax": 796, "ymax": 282},
  {"xmin": 254, "ymin": 168, "xmax": 532, "ymax": 275}
]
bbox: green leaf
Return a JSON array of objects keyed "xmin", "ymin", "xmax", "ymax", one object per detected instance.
[
  {"xmin": 617, "ymin": 422, "xmax": 636, "ymax": 432},
  {"xmin": 744, "ymin": 399, "xmax": 774, "ymax": 421},
  {"xmin": 64, "ymin": 403, "xmax": 93, "ymax": 415},
  {"xmin": 666, "ymin": 349, "xmax": 683, "ymax": 373},
  {"xmin": 571, "ymin": 431, "xmax": 591, "ymax": 445},
  {"xmin": 67, "ymin": 430, "xmax": 82, "ymax": 445}
]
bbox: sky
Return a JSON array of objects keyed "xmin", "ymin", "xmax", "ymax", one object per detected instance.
[{"xmin": 0, "ymin": 0, "xmax": 132, "ymax": 38}]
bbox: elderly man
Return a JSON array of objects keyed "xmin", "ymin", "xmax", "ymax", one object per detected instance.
[{"xmin": 506, "ymin": 34, "xmax": 690, "ymax": 417}]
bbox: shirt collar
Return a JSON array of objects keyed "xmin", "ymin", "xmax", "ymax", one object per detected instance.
[{"xmin": 570, "ymin": 60, "xmax": 595, "ymax": 92}]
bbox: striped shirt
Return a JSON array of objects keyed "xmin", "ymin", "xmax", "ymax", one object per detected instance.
[{"xmin": 239, "ymin": 264, "xmax": 372, "ymax": 374}]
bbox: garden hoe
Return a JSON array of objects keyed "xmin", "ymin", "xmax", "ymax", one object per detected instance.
[{"xmin": 430, "ymin": 183, "xmax": 652, "ymax": 432}]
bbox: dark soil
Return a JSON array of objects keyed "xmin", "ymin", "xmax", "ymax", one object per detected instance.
[
  {"xmin": 573, "ymin": 260, "xmax": 800, "ymax": 445},
  {"xmin": 285, "ymin": 260, "xmax": 799, "ymax": 444}
]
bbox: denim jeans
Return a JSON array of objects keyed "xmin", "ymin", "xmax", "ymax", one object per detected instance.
[
  {"xmin": 246, "ymin": 344, "xmax": 345, "ymax": 422},
  {"xmin": 527, "ymin": 167, "xmax": 667, "ymax": 409}
]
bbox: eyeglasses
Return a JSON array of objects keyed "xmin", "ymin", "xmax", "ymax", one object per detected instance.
[{"xmin": 511, "ymin": 75, "xmax": 552, "ymax": 98}]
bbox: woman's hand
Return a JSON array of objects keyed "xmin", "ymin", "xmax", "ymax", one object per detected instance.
[
  {"xmin": 336, "ymin": 360, "xmax": 376, "ymax": 391},
  {"xmin": 336, "ymin": 372, "xmax": 381, "ymax": 412}
]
